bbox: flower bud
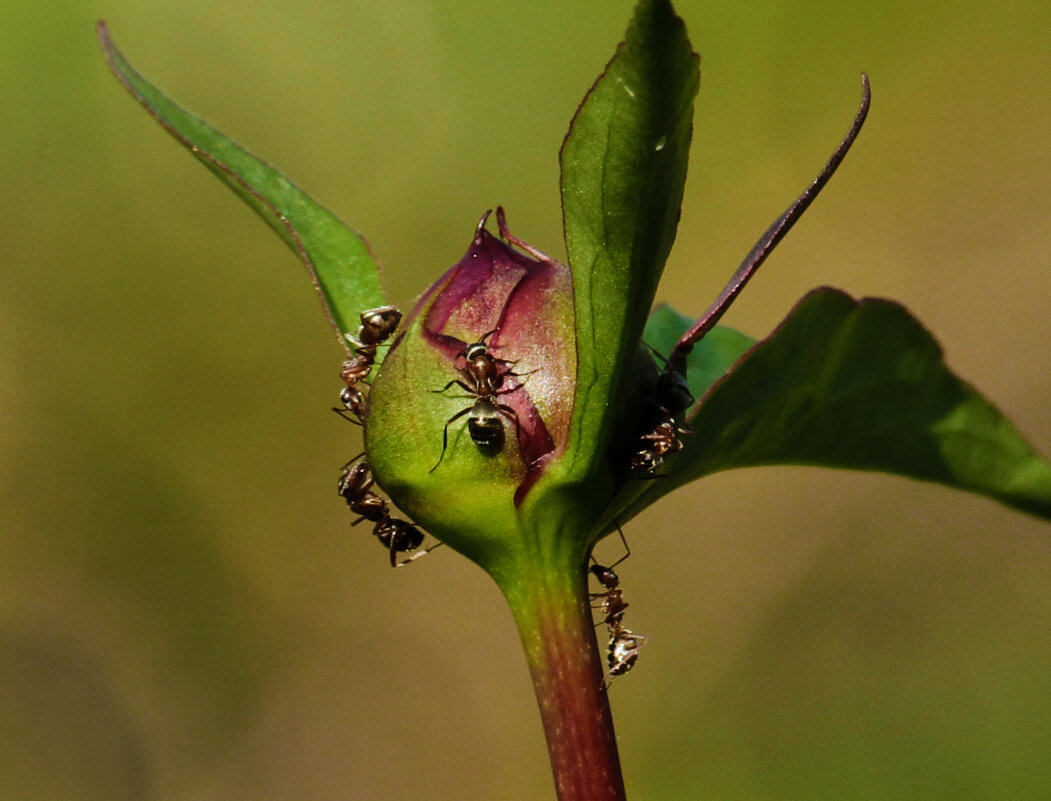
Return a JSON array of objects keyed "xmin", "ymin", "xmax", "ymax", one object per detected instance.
[{"xmin": 365, "ymin": 209, "xmax": 576, "ymax": 568}]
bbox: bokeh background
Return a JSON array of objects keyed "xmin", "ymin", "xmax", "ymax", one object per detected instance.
[{"xmin": 3, "ymin": 0, "xmax": 1050, "ymax": 799}]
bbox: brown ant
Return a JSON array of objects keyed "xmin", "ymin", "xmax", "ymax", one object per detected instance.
[
  {"xmin": 589, "ymin": 527, "xmax": 646, "ymax": 680},
  {"xmin": 334, "ymin": 385, "xmax": 368, "ymax": 426},
  {"xmin": 337, "ymin": 458, "xmax": 441, "ymax": 567},
  {"xmin": 336, "ymin": 305, "xmax": 403, "ymax": 424},
  {"xmin": 430, "ymin": 330, "xmax": 527, "ymax": 470},
  {"xmin": 589, "ymin": 527, "xmax": 632, "ymax": 629}
]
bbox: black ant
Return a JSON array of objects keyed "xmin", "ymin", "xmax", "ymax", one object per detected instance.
[
  {"xmin": 337, "ymin": 458, "xmax": 441, "ymax": 567},
  {"xmin": 628, "ymin": 347, "xmax": 694, "ymax": 477},
  {"xmin": 589, "ymin": 527, "xmax": 632, "ymax": 629},
  {"xmin": 589, "ymin": 527, "xmax": 646, "ymax": 680},
  {"xmin": 334, "ymin": 385, "xmax": 368, "ymax": 426},
  {"xmin": 336, "ymin": 305, "xmax": 403, "ymax": 424},
  {"xmin": 430, "ymin": 330, "xmax": 527, "ymax": 470}
]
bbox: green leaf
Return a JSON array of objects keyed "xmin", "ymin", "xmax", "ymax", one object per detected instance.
[
  {"xmin": 97, "ymin": 21, "xmax": 386, "ymax": 343},
  {"xmin": 631, "ymin": 287, "xmax": 1051, "ymax": 520},
  {"xmin": 556, "ymin": 0, "xmax": 699, "ymax": 489}
]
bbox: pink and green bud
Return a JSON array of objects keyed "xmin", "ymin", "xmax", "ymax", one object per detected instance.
[{"xmin": 365, "ymin": 209, "xmax": 578, "ymax": 570}]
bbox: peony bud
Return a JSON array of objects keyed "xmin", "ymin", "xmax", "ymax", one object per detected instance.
[{"xmin": 365, "ymin": 209, "xmax": 577, "ymax": 569}]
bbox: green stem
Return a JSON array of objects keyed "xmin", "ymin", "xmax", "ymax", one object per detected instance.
[{"xmin": 501, "ymin": 560, "xmax": 626, "ymax": 801}]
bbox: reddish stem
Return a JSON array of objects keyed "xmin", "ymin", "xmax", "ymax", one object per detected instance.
[{"xmin": 503, "ymin": 564, "xmax": 626, "ymax": 801}]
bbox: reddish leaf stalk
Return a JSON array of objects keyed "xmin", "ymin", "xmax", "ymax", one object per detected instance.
[{"xmin": 504, "ymin": 564, "xmax": 626, "ymax": 801}]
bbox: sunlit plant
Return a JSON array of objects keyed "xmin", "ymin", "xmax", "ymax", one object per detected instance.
[{"xmin": 99, "ymin": 1, "xmax": 1051, "ymax": 799}]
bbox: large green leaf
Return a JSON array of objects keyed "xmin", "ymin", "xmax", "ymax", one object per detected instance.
[
  {"xmin": 555, "ymin": 0, "xmax": 699, "ymax": 488},
  {"xmin": 97, "ymin": 22, "xmax": 386, "ymax": 344},
  {"xmin": 629, "ymin": 287, "xmax": 1051, "ymax": 520}
]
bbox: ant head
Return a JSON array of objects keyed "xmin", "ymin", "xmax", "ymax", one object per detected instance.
[
  {"xmin": 337, "ymin": 461, "xmax": 373, "ymax": 497},
  {"xmin": 589, "ymin": 562, "xmax": 619, "ymax": 590},
  {"xmin": 464, "ymin": 341, "xmax": 490, "ymax": 362}
]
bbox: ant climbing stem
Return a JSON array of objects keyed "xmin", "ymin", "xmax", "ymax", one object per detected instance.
[
  {"xmin": 589, "ymin": 525, "xmax": 632, "ymax": 628},
  {"xmin": 588, "ymin": 525, "xmax": 646, "ymax": 681}
]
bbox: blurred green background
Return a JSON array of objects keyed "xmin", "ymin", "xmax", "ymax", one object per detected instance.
[{"xmin": 3, "ymin": 0, "xmax": 1050, "ymax": 799}]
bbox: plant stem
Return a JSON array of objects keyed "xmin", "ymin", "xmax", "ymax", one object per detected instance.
[{"xmin": 502, "ymin": 562, "xmax": 626, "ymax": 801}]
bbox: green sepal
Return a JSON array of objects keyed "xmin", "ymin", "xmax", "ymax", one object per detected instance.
[
  {"xmin": 554, "ymin": 0, "xmax": 699, "ymax": 508},
  {"xmin": 97, "ymin": 22, "xmax": 386, "ymax": 344}
]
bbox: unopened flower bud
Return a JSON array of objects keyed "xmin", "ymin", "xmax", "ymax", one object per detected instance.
[{"xmin": 365, "ymin": 209, "xmax": 576, "ymax": 566}]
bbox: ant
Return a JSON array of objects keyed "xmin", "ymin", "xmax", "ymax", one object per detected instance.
[
  {"xmin": 337, "ymin": 458, "xmax": 441, "ymax": 567},
  {"xmin": 589, "ymin": 527, "xmax": 646, "ymax": 680},
  {"xmin": 628, "ymin": 347, "xmax": 694, "ymax": 477},
  {"xmin": 589, "ymin": 527, "xmax": 632, "ymax": 629},
  {"xmin": 430, "ymin": 330, "xmax": 528, "ymax": 470},
  {"xmin": 336, "ymin": 305, "xmax": 403, "ymax": 424}
]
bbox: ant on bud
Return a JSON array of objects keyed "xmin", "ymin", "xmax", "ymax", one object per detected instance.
[
  {"xmin": 335, "ymin": 305, "xmax": 403, "ymax": 424},
  {"xmin": 430, "ymin": 329, "xmax": 529, "ymax": 471},
  {"xmin": 337, "ymin": 458, "xmax": 441, "ymax": 567}
]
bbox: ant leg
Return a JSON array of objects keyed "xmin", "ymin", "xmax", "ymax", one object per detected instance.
[
  {"xmin": 495, "ymin": 403, "xmax": 523, "ymax": 448},
  {"xmin": 430, "ymin": 406, "xmax": 473, "ymax": 472},
  {"xmin": 607, "ymin": 524, "xmax": 631, "ymax": 570},
  {"xmin": 431, "ymin": 379, "xmax": 477, "ymax": 396},
  {"xmin": 588, "ymin": 525, "xmax": 631, "ymax": 573},
  {"xmin": 394, "ymin": 541, "xmax": 445, "ymax": 567},
  {"xmin": 332, "ymin": 407, "xmax": 364, "ymax": 426},
  {"xmin": 340, "ymin": 452, "xmax": 366, "ymax": 470}
]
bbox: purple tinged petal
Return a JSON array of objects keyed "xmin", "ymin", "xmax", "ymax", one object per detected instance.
[{"xmin": 409, "ymin": 210, "xmax": 576, "ymax": 498}]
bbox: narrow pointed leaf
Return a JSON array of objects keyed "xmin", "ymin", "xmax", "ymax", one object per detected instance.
[
  {"xmin": 98, "ymin": 22, "xmax": 385, "ymax": 343},
  {"xmin": 627, "ymin": 287, "xmax": 1051, "ymax": 520},
  {"xmin": 555, "ymin": 0, "xmax": 699, "ymax": 487}
]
